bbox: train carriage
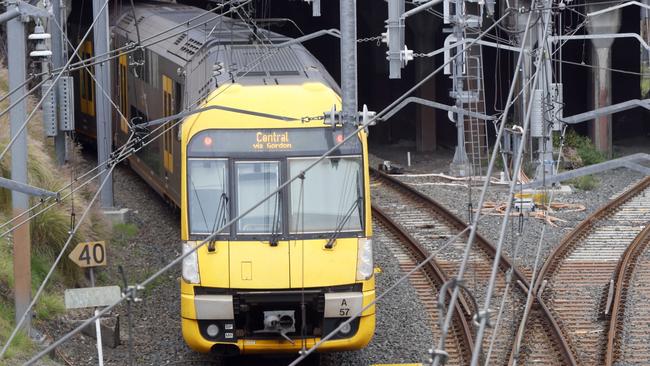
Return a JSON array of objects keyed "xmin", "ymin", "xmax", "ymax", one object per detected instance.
[{"xmin": 72, "ymin": 1, "xmax": 375, "ymax": 356}]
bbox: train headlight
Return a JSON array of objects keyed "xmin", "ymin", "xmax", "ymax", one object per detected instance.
[
  {"xmin": 206, "ymin": 323, "xmax": 220, "ymax": 338},
  {"xmin": 182, "ymin": 242, "xmax": 200, "ymax": 284},
  {"xmin": 356, "ymin": 238, "xmax": 374, "ymax": 281}
]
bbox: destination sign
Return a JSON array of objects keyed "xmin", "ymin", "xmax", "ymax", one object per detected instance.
[{"xmin": 188, "ymin": 128, "xmax": 362, "ymax": 157}]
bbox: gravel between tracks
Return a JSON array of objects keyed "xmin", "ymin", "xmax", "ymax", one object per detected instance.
[
  {"xmin": 370, "ymin": 145, "xmax": 647, "ymax": 275},
  {"xmin": 42, "ymin": 157, "xmax": 434, "ymax": 366}
]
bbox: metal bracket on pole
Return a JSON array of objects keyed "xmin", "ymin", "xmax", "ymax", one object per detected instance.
[
  {"xmin": 273, "ymin": 29, "xmax": 340, "ymax": 47},
  {"xmin": 0, "ymin": 177, "xmax": 59, "ymax": 200},
  {"xmin": 550, "ymin": 33, "xmax": 650, "ymax": 54},
  {"xmin": 587, "ymin": 0, "xmax": 650, "ymax": 17},
  {"xmin": 560, "ymin": 99, "xmax": 650, "ymax": 124},
  {"xmin": 0, "ymin": 1, "xmax": 52, "ymax": 24},
  {"xmin": 522, "ymin": 153, "xmax": 650, "ymax": 189}
]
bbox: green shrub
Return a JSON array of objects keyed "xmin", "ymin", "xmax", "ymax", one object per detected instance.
[
  {"xmin": 561, "ymin": 130, "xmax": 605, "ymax": 166},
  {"xmin": 569, "ymin": 175, "xmax": 599, "ymax": 191}
]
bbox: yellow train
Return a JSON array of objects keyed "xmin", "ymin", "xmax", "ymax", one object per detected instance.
[{"xmin": 72, "ymin": 1, "xmax": 375, "ymax": 356}]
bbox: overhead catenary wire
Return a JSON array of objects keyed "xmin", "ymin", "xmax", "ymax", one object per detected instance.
[
  {"xmin": 466, "ymin": 6, "xmax": 554, "ymax": 366},
  {"xmin": 50, "ymin": 0, "xmax": 253, "ymax": 76},
  {"xmin": 0, "ymin": 22, "xmax": 294, "ymax": 240},
  {"xmin": 430, "ymin": 4, "xmax": 537, "ymax": 365},
  {"xmin": 0, "ymin": 147, "xmax": 123, "ymax": 358},
  {"xmin": 0, "ymin": 0, "xmax": 112, "ymax": 167},
  {"xmin": 0, "ymin": 0, "xmax": 278, "ymax": 237},
  {"xmin": 442, "ymin": 15, "xmax": 586, "ymax": 362},
  {"xmin": 22, "ymin": 10, "xmax": 512, "ymax": 365},
  {"xmin": 3, "ymin": 15, "xmax": 339, "ymax": 356}
]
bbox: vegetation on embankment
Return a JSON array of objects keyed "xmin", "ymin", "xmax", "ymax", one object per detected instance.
[
  {"xmin": 0, "ymin": 67, "xmax": 109, "ymax": 363},
  {"xmin": 555, "ymin": 129, "xmax": 606, "ymax": 191}
]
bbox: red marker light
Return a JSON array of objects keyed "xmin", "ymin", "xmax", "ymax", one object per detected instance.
[
  {"xmin": 203, "ymin": 136, "xmax": 213, "ymax": 146},
  {"xmin": 335, "ymin": 134, "xmax": 344, "ymax": 143}
]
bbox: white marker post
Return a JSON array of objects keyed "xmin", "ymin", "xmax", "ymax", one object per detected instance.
[{"xmin": 94, "ymin": 308, "xmax": 104, "ymax": 366}]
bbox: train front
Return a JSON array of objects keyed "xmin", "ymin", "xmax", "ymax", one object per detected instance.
[{"xmin": 179, "ymin": 81, "xmax": 375, "ymax": 355}]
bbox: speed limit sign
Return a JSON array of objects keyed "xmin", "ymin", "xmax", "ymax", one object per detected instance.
[{"xmin": 68, "ymin": 241, "xmax": 107, "ymax": 268}]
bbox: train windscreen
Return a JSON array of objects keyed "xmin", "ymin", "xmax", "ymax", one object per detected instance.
[{"xmin": 288, "ymin": 156, "xmax": 363, "ymax": 233}]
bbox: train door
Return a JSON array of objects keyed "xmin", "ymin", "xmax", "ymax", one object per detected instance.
[
  {"xmin": 162, "ymin": 75, "xmax": 175, "ymax": 180},
  {"xmin": 118, "ymin": 54, "xmax": 129, "ymax": 136}
]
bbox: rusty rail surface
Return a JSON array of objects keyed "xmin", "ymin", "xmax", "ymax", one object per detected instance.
[
  {"xmin": 605, "ymin": 224, "xmax": 650, "ymax": 365},
  {"xmin": 373, "ymin": 206, "xmax": 474, "ymax": 364},
  {"xmin": 371, "ymin": 168, "xmax": 575, "ymax": 365},
  {"xmin": 532, "ymin": 176, "xmax": 650, "ymax": 365}
]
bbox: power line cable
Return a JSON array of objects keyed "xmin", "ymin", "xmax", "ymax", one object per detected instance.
[
  {"xmin": 0, "ymin": 154, "xmax": 120, "ymax": 358},
  {"xmin": 465, "ymin": 8, "xmax": 554, "ymax": 366},
  {"xmin": 21, "ymin": 11, "xmax": 512, "ymax": 365},
  {"xmin": 431, "ymin": 5, "xmax": 537, "ymax": 365},
  {"xmin": 0, "ymin": 0, "xmax": 112, "ymax": 166}
]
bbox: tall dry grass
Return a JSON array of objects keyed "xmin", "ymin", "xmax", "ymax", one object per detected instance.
[
  {"xmin": 0, "ymin": 66, "xmax": 109, "ymax": 360},
  {"xmin": 0, "ymin": 67, "xmax": 109, "ymax": 282}
]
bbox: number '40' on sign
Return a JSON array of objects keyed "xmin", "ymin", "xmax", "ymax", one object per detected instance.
[{"xmin": 68, "ymin": 241, "xmax": 107, "ymax": 268}]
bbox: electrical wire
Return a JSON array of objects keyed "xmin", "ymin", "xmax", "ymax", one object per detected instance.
[
  {"xmin": 0, "ymin": 151, "xmax": 121, "ymax": 358},
  {"xmin": 21, "ymin": 11, "xmax": 513, "ymax": 365},
  {"xmin": 431, "ymin": 6, "xmax": 537, "ymax": 365},
  {"xmin": 53, "ymin": 1, "xmax": 253, "ymax": 76},
  {"xmin": 466, "ymin": 9, "xmax": 553, "ymax": 366},
  {"xmin": 553, "ymin": 57, "xmax": 645, "ymax": 76},
  {"xmin": 0, "ymin": 0, "xmax": 112, "ymax": 166}
]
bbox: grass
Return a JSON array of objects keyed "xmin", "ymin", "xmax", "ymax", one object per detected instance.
[
  {"xmin": 112, "ymin": 223, "xmax": 138, "ymax": 247},
  {"xmin": 0, "ymin": 67, "xmax": 109, "ymax": 362},
  {"xmin": 569, "ymin": 175, "xmax": 599, "ymax": 191}
]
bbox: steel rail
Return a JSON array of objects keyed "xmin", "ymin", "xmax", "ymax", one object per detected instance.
[
  {"xmin": 371, "ymin": 168, "xmax": 575, "ymax": 364},
  {"xmin": 373, "ymin": 205, "xmax": 475, "ymax": 364},
  {"xmin": 532, "ymin": 176, "xmax": 650, "ymax": 365},
  {"xmin": 371, "ymin": 168, "xmax": 530, "ymax": 286},
  {"xmin": 604, "ymin": 223, "xmax": 650, "ymax": 365},
  {"xmin": 536, "ymin": 176, "xmax": 650, "ymax": 283}
]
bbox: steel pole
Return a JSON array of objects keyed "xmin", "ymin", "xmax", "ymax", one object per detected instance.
[
  {"xmin": 51, "ymin": 0, "xmax": 66, "ymax": 165},
  {"xmin": 340, "ymin": 0, "xmax": 358, "ymax": 126},
  {"xmin": 449, "ymin": 0, "xmax": 469, "ymax": 176},
  {"xmin": 7, "ymin": 1, "xmax": 31, "ymax": 332},
  {"xmin": 93, "ymin": 0, "xmax": 113, "ymax": 208}
]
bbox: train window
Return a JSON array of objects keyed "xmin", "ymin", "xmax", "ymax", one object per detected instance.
[
  {"xmin": 288, "ymin": 157, "xmax": 363, "ymax": 233},
  {"xmin": 235, "ymin": 161, "xmax": 281, "ymax": 234},
  {"xmin": 79, "ymin": 41, "xmax": 95, "ymax": 116},
  {"xmin": 188, "ymin": 159, "xmax": 229, "ymax": 235}
]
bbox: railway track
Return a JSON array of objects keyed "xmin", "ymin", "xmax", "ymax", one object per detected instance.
[
  {"xmin": 605, "ymin": 224, "xmax": 650, "ymax": 365},
  {"xmin": 528, "ymin": 176, "xmax": 650, "ymax": 365},
  {"xmin": 370, "ymin": 169, "xmax": 573, "ymax": 365},
  {"xmin": 373, "ymin": 207, "xmax": 474, "ymax": 364}
]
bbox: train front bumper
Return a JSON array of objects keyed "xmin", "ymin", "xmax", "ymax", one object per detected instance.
[{"xmin": 180, "ymin": 285, "xmax": 375, "ymax": 354}]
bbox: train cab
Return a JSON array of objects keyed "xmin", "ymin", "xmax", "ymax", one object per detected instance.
[{"xmin": 178, "ymin": 84, "xmax": 375, "ymax": 355}]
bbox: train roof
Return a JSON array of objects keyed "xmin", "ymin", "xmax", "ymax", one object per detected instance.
[{"xmin": 111, "ymin": 2, "xmax": 339, "ymax": 90}]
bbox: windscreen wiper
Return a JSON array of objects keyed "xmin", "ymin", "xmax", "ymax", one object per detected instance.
[
  {"xmin": 208, "ymin": 192, "xmax": 229, "ymax": 252},
  {"xmin": 269, "ymin": 193, "xmax": 282, "ymax": 247},
  {"xmin": 325, "ymin": 197, "xmax": 363, "ymax": 249}
]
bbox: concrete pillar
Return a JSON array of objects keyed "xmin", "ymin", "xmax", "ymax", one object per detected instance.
[{"xmin": 586, "ymin": 4, "xmax": 621, "ymax": 158}]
